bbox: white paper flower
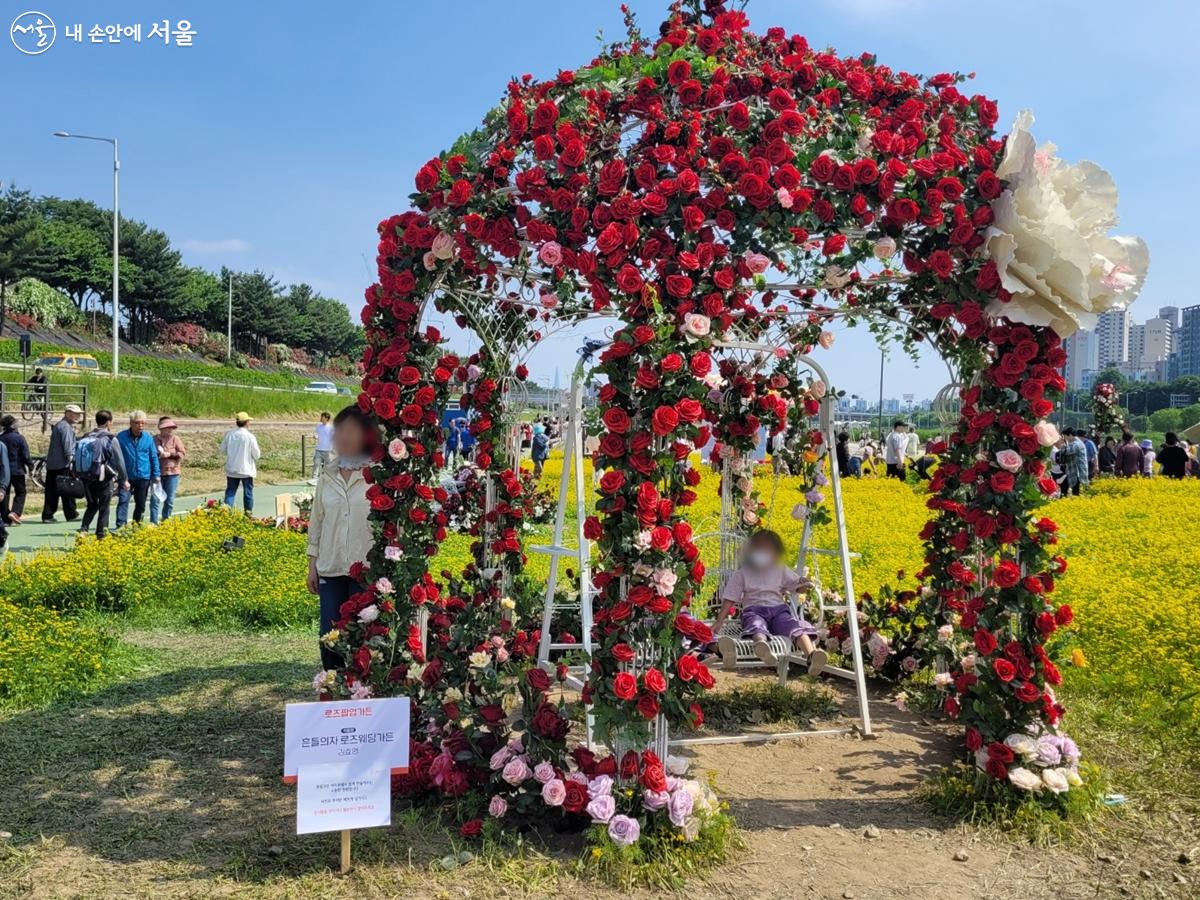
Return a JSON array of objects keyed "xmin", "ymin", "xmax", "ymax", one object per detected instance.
[{"xmin": 984, "ymin": 110, "xmax": 1148, "ymax": 337}]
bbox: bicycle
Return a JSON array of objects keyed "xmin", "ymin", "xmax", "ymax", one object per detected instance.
[{"xmin": 29, "ymin": 455, "xmax": 47, "ymax": 491}]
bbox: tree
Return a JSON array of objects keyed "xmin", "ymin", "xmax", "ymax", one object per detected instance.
[
  {"xmin": 1148, "ymin": 408, "xmax": 1182, "ymax": 433},
  {"xmin": 0, "ymin": 186, "xmax": 44, "ymax": 336},
  {"xmin": 35, "ymin": 197, "xmax": 109, "ymax": 310},
  {"xmin": 118, "ymin": 221, "xmax": 185, "ymax": 342}
]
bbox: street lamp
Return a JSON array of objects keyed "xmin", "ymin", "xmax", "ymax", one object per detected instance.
[{"xmin": 54, "ymin": 131, "xmax": 120, "ymax": 378}]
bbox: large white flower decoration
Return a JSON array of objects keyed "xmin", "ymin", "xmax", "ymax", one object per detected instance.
[{"xmin": 984, "ymin": 111, "xmax": 1148, "ymax": 337}]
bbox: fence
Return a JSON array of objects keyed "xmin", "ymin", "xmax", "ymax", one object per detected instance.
[{"xmin": 0, "ymin": 382, "xmax": 88, "ymax": 434}]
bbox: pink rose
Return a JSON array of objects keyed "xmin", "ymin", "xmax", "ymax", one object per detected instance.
[
  {"xmin": 502, "ymin": 757, "xmax": 531, "ymax": 785},
  {"xmin": 776, "ymin": 187, "xmax": 794, "ymax": 208},
  {"xmin": 873, "ymin": 236, "xmax": 897, "ymax": 259},
  {"xmin": 538, "ymin": 241, "xmax": 562, "ymax": 266},
  {"xmin": 1034, "ymin": 420, "xmax": 1061, "ymax": 447},
  {"xmin": 533, "ymin": 761, "xmax": 556, "ymax": 783},
  {"xmin": 431, "ymin": 231, "xmax": 456, "ymax": 260},
  {"xmin": 488, "ymin": 795, "xmax": 508, "ymax": 817},
  {"xmin": 817, "ymin": 331, "xmax": 835, "ymax": 349},
  {"xmin": 995, "ymin": 449, "xmax": 1023, "ymax": 473},
  {"xmin": 743, "ymin": 251, "xmax": 770, "ymax": 274},
  {"xmin": 682, "ymin": 313, "xmax": 711, "ymax": 338},
  {"xmin": 388, "ymin": 438, "xmax": 408, "ymax": 461},
  {"xmin": 541, "ymin": 778, "xmax": 567, "ymax": 806}
]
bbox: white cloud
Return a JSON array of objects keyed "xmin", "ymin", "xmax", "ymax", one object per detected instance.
[{"xmin": 180, "ymin": 238, "xmax": 252, "ymax": 254}]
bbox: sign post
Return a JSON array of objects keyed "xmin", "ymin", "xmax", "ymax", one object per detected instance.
[{"xmin": 284, "ymin": 697, "xmax": 410, "ymax": 874}]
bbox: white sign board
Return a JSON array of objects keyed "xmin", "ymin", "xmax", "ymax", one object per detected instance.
[
  {"xmin": 283, "ymin": 697, "xmax": 410, "ymax": 783},
  {"xmin": 296, "ymin": 760, "xmax": 392, "ymax": 834}
]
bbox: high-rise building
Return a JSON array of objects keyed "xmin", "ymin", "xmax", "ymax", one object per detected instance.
[
  {"xmin": 1095, "ymin": 309, "xmax": 1130, "ymax": 369},
  {"xmin": 1130, "ymin": 318, "xmax": 1172, "ymax": 367},
  {"xmin": 1159, "ymin": 306, "xmax": 1181, "ymax": 330},
  {"xmin": 1177, "ymin": 304, "xmax": 1200, "ymax": 377},
  {"xmin": 1063, "ymin": 328, "xmax": 1098, "ymax": 390}
]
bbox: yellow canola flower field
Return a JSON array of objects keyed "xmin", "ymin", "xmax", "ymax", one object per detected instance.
[{"xmin": 0, "ymin": 598, "xmax": 115, "ymax": 709}]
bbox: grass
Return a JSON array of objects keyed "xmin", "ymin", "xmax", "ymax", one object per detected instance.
[{"xmin": 698, "ymin": 680, "xmax": 839, "ymax": 730}]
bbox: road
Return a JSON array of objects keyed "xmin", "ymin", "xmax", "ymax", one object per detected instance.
[{"xmin": 3, "ymin": 480, "xmax": 310, "ymax": 558}]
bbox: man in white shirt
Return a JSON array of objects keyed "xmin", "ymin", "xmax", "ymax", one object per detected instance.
[
  {"xmin": 220, "ymin": 411, "xmax": 262, "ymax": 513},
  {"xmin": 309, "ymin": 411, "xmax": 334, "ymax": 485},
  {"xmin": 884, "ymin": 420, "xmax": 909, "ymax": 480}
]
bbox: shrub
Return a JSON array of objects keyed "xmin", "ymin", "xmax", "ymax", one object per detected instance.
[{"xmin": 0, "ymin": 599, "xmax": 119, "ymax": 709}]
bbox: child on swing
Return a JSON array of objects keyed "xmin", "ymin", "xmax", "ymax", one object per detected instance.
[{"xmin": 713, "ymin": 529, "xmax": 827, "ymax": 676}]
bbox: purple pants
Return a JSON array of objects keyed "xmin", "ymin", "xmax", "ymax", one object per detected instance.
[{"xmin": 741, "ymin": 604, "xmax": 817, "ymax": 640}]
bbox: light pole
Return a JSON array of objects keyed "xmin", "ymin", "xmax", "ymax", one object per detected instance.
[
  {"xmin": 227, "ymin": 272, "xmax": 234, "ymax": 360},
  {"xmin": 54, "ymin": 131, "xmax": 120, "ymax": 378}
]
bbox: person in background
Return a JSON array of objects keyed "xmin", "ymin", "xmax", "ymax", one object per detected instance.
[
  {"xmin": 1115, "ymin": 432, "xmax": 1144, "ymax": 478},
  {"xmin": 0, "ymin": 438, "xmax": 10, "ymax": 556},
  {"xmin": 459, "ymin": 417, "xmax": 477, "ymax": 461},
  {"xmin": 116, "ymin": 410, "xmax": 161, "ymax": 528},
  {"xmin": 1157, "ymin": 432, "xmax": 1189, "ymax": 479},
  {"xmin": 520, "ymin": 421, "xmax": 533, "ymax": 454},
  {"xmin": 1083, "ymin": 431, "xmax": 1098, "ymax": 480},
  {"xmin": 306, "ymin": 406, "xmax": 375, "ymax": 671},
  {"xmin": 308, "ymin": 411, "xmax": 334, "ymax": 485},
  {"xmin": 42, "ymin": 403, "xmax": 82, "ymax": 523},
  {"xmin": 530, "ymin": 423, "xmax": 550, "ymax": 478},
  {"xmin": 220, "ymin": 412, "xmax": 261, "ymax": 513},
  {"xmin": 0, "ymin": 416, "xmax": 32, "ymax": 524},
  {"xmin": 444, "ymin": 419, "xmax": 462, "ymax": 468},
  {"xmin": 1098, "ymin": 436, "xmax": 1118, "ymax": 475},
  {"xmin": 884, "ymin": 420, "xmax": 909, "ymax": 480},
  {"xmin": 914, "ymin": 439, "xmax": 939, "ymax": 481},
  {"xmin": 1058, "ymin": 427, "xmax": 1089, "ymax": 497},
  {"xmin": 1139, "ymin": 439, "xmax": 1156, "ymax": 477},
  {"xmin": 150, "ymin": 417, "xmax": 185, "ymax": 523},
  {"xmin": 835, "ymin": 431, "xmax": 860, "ymax": 478},
  {"xmin": 78, "ymin": 409, "xmax": 128, "ymax": 540}
]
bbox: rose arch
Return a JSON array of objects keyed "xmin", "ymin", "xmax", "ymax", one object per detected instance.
[{"xmin": 319, "ymin": 0, "xmax": 1146, "ymax": 824}]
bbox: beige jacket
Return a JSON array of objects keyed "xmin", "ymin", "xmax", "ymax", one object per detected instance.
[{"xmin": 306, "ymin": 462, "xmax": 372, "ymax": 577}]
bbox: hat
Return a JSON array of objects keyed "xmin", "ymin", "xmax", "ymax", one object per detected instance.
[
  {"xmin": 1140, "ymin": 439, "xmax": 1152, "ymax": 450},
  {"xmin": 235, "ymin": 411, "xmax": 252, "ymax": 425},
  {"xmin": 64, "ymin": 404, "xmax": 83, "ymax": 414},
  {"xmin": 159, "ymin": 417, "xmax": 179, "ymax": 430}
]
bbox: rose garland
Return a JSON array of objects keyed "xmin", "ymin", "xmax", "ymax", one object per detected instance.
[
  {"xmin": 335, "ymin": 0, "xmax": 1143, "ymax": 824},
  {"xmin": 1090, "ymin": 382, "xmax": 1125, "ymax": 435}
]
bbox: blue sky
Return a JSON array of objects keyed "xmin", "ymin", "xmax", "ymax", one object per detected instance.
[{"xmin": 3, "ymin": 0, "xmax": 1195, "ymax": 398}]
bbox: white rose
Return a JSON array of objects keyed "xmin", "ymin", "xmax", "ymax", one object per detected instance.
[
  {"xmin": 468, "ymin": 651, "xmax": 491, "ymax": 669},
  {"xmin": 872, "ymin": 236, "xmax": 897, "ymax": 259},
  {"xmin": 1041, "ymin": 767, "xmax": 1071, "ymax": 794},
  {"xmin": 984, "ymin": 110, "xmax": 1148, "ymax": 337},
  {"xmin": 1007, "ymin": 766, "xmax": 1043, "ymax": 792},
  {"xmin": 1003, "ymin": 733, "xmax": 1039, "ymax": 761},
  {"xmin": 682, "ymin": 313, "xmax": 711, "ymax": 339}
]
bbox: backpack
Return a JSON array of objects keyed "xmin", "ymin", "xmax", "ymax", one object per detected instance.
[{"xmin": 74, "ymin": 432, "xmax": 113, "ymax": 482}]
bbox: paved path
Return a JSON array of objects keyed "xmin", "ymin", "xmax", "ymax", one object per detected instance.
[{"xmin": 3, "ymin": 480, "xmax": 310, "ymax": 558}]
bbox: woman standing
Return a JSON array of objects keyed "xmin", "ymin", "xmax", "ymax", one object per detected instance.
[
  {"xmin": 151, "ymin": 417, "xmax": 186, "ymax": 523},
  {"xmin": 1098, "ymin": 437, "xmax": 1117, "ymax": 475},
  {"xmin": 306, "ymin": 406, "xmax": 375, "ymax": 670},
  {"xmin": 0, "ymin": 416, "xmax": 31, "ymax": 524}
]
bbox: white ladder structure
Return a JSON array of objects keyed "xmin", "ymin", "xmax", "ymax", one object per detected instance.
[{"xmin": 531, "ymin": 367, "xmax": 594, "ymax": 694}]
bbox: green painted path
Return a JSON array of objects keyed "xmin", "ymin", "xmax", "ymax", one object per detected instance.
[{"xmin": 3, "ymin": 480, "xmax": 310, "ymax": 558}]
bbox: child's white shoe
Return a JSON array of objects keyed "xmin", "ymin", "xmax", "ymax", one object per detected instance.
[
  {"xmin": 807, "ymin": 648, "xmax": 828, "ymax": 678},
  {"xmin": 717, "ymin": 635, "xmax": 738, "ymax": 671},
  {"xmin": 754, "ymin": 641, "xmax": 777, "ymax": 666}
]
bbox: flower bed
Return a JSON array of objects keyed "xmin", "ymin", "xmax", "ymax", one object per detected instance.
[{"xmin": 0, "ymin": 599, "xmax": 118, "ymax": 710}]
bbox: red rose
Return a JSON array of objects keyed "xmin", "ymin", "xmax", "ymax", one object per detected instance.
[
  {"xmin": 636, "ymin": 694, "xmax": 660, "ymax": 719},
  {"xmin": 643, "ymin": 667, "xmax": 667, "ymax": 694},
  {"xmin": 965, "ymin": 727, "xmax": 983, "ymax": 752},
  {"xmin": 688, "ymin": 352, "xmax": 712, "ymax": 377},
  {"xmin": 992, "ymin": 658, "xmax": 1016, "ymax": 682},
  {"xmin": 1055, "ymin": 604, "xmax": 1074, "ymax": 626},
  {"xmin": 651, "ymin": 405, "xmax": 679, "ymax": 436},
  {"xmin": 459, "ymin": 819, "xmax": 483, "ymax": 838},
  {"xmin": 599, "ymin": 470, "xmax": 626, "ymax": 494},
  {"xmin": 689, "ymin": 702, "xmax": 704, "ymax": 729},
  {"xmin": 526, "ymin": 667, "xmax": 551, "ymax": 692},
  {"xmin": 563, "ymin": 779, "xmax": 588, "ymax": 813},
  {"xmin": 809, "ymin": 155, "xmax": 836, "ymax": 183},
  {"xmin": 611, "ymin": 642, "xmax": 635, "ymax": 663},
  {"xmin": 1014, "ymin": 680, "xmax": 1041, "ymax": 702},
  {"xmin": 992, "ymin": 560, "xmax": 1021, "ymax": 589},
  {"xmin": 675, "ymin": 398, "xmax": 703, "ymax": 423},
  {"xmin": 612, "ymin": 672, "xmax": 637, "ymax": 700},
  {"xmin": 665, "ymin": 274, "xmax": 693, "ymax": 298},
  {"xmin": 615, "ymin": 264, "xmax": 644, "ymax": 294},
  {"xmin": 974, "ymin": 629, "xmax": 998, "ymax": 656},
  {"xmin": 1035, "ymin": 612, "xmax": 1057, "ymax": 636},
  {"xmin": 602, "ymin": 407, "xmax": 631, "ymax": 434},
  {"xmin": 976, "ymin": 170, "xmax": 1002, "ymax": 199},
  {"xmin": 650, "ymin": 526, "xmax": 672, "ymax": 551},
  {"xmin": 677, "ymin": 654, "xmax": 700, "ymax": 682},
  {"xmin": 661, "ymin": 353, "xmax": 683, "ymax": 373},
  {"xmin": 989, "ymin": 471, "xmax": 1015, "ymax": 493},
  {"xmin": 583, "ymin": 516, "xmax": 603, "ymax": 540}
]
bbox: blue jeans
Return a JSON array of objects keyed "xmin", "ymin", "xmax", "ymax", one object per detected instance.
[
  {"xmin": 150, "ymin": 474, "xmax": 180, "ymax": 523},
  {"xmin": 317, "ymin": 575, "xmax": 359, "ymax": 670},
  {"xmin": 224, "ymin": 476, "xmax": 254, "ymax": 513}
]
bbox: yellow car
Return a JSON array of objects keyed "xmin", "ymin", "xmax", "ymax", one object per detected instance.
[{"xmin": 33, "ymin": 353, "xmax": 100, "ymax": 371}]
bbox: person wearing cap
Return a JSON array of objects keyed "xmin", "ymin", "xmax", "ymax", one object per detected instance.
[
  {"xmin": 0, "ymin": 415, "xmax": 32, "ymax": 524},
  {"xmin": 1139, "ymin": 438, "xmax": 1156, "ymax": 477},
  {"xmin": 116, "ymin": 410, "xmax": 161, "ymax": 528},
  {"xmin": 42, "ymin": 403, "xmax": 83, "ymax": 523},
  {"xmin": 220, "ymin": 412, "xmax": 261, "ymax": 513},
  {"xmin": 151, "ymin": 416, "xmax": 186, "ymax": 522},
  {"xmin": 884, "ymin": 420, "xmax": 909, "ymax": 480}
]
